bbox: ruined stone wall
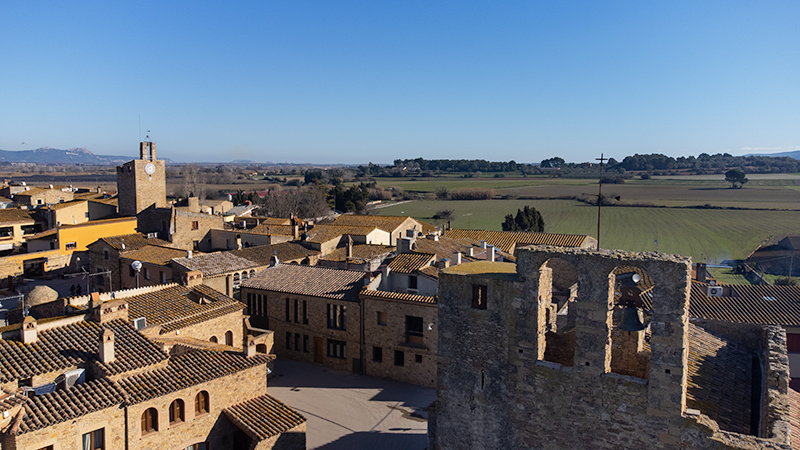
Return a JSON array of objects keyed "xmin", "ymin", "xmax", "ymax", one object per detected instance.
[
  {"xmin": 362, "ymin": 296, "xmax": 437, "ymax": 387},
  {"xmin": 255, "ymin": 423, "xmax": 307, "ymax": 450},
  {"xmin": 431, "ymin": 247, "xmax": 791, "ymax": 450}
]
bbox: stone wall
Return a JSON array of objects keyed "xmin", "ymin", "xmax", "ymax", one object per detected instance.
[
  {"xmin": 170, "ymin": 210, "xmax": 225, "ymax": 252},
  {"xmin": 362, "ymin": 296, "xmax": 438, "ymax": 387},
  {"xmin": 6, "ymin": 404, "xmax": 126, "ymax": 450},
  {"xmin": 156, "ymin": 310, "xmax": 247, "ymax": 349},
  {"xmin": 242, "ymin": 288, "xmax": 362, "ymax": 373},
  {"xmin": 430, "ymin": 247, "xmax": 792, "ymax": 450}
]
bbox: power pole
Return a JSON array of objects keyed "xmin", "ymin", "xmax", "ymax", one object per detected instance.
[{"xmin": 596, "ymin": 153, "xmax": 607, "ymax": 250}]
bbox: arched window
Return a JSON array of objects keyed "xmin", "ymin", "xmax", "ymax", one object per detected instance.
[
  {"xmin": 141, "ymin": 407, "xmax": 158, "ymax": 434},
  {"xmin": 225, "ymin": 330, "xmax": 233, "ymax": 346},
  {"xmin": 209, "ymin": 336, "xmax": 218, "ymax": 343},
  {"xmin": 195, "ymin": 391, "xmax": 209, "ymax": 415},
  {"xmin": 249, "ymin": 269, "xmax": 255, "ymax": 278},
  {"xmin": 241, "ymin": 271, "xmax": 248, "ymax": 280},
  {"xmin": 169, "ymin": 399, "xmax": 185, "ymax": 424}
]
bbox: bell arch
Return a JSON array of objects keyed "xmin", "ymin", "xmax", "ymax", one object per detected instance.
[{"xmin": 608, "ymin": 265, "xmax": 654, "ymax": 379}]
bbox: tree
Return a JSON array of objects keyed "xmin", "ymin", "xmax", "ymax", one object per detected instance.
[
  {"xmin": 724, "ymin": 169, "xmax": 748, "ymax": 188},
  {"xmin": 433, "ymin": 209, "xmax": 454, "ymax": 223},
  {"xmin": 501, "ymin": 206, "xmax": 545, "ymax": 232}
]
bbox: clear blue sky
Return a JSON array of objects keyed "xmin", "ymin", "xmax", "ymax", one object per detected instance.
[{"xmin": 1, "ymin": 1, "xmax": 798, "ymax": 164}]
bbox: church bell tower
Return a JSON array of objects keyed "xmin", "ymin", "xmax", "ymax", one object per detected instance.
[{"xmin": 117, "ymin": 141, "xmax": 167, "ymax": 217}]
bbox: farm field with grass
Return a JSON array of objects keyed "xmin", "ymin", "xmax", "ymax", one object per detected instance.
[{"xmin": 377, "ymin": 198, "xmax": 800, "ymax": 263}]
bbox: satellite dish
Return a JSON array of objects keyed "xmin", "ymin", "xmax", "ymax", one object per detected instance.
[
  {"xmin": 131, "ymin": 261, "xmax": 142, "ymax": 272},
  {"xmin": 631, "ymin": 274, "xmax": 641, "ymax": 284}
]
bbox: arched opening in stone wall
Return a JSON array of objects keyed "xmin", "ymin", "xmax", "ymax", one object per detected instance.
[
  {"xmin": 541, "ymin": 257, "xmax": 579, "ymax": 367},
  {"xmin": 608, "ymin": 265, "xmax": 653, "ymax": 379}
]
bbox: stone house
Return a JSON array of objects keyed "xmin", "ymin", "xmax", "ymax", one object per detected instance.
[
  {"xmin": 87, "ymin": 233, "xmax": 175, "ymax": 291},
  {"xmin": 209, "ymin": 225, "xmax": 294, "ymax": 250},
  {"xmin": 171, "ymin": 251, "xmax": 265, "ymax": 298},
  {"xmin": 302, "ymin": 224, "xmax": 389, "ymax": 255},
  {"xmin": 229, "ymin": 242, "xmax": 321, "ymax": 266},
  {"xmin": 329, "ymin": 214, "xmax": 437, "ymax": 246},
  {"xmin": 383, "ymin": 252, "xmax": 439, "ymax": 296},
  {"xmin": 360, "ymin": 289, "xmax": 438, "ymax": 388},
  {"xmin": 241, "ymin": 264, "xmax": 376, "ymax": 373},
  {"xmin": 317, "ymin": 243, "xmax": 394, "ymax": 271},
  {"xmin": 0, "ymin": 295, "xmax": 304, "ymax": 450},
  {"xmin": 0, "ymin": 209, "xmax": 36, "ymax": 253},
  {"xmin": 42, "ymin": 199, "xmax": 117, "ymax": 228},
  {"xmin": 11, "ymin": 185, "xmax": 75, "ymax": 208},
  {"xmin": 200, "ymin": 198, "xmax": 234, "ymax": 215},
  {"xmin": 429, "ymin": 247, "xmax": 796, "ymax": 450},
  {"xmin": 118, "ymin": 245, "xmax": 191, "ymax": 289}
]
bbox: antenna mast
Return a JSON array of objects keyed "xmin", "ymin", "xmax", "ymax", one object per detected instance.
[{"xmin": 596, "ymin": 153, "xmax": 607, "ymax": 250}]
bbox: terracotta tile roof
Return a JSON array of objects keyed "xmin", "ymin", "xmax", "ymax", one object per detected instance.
[
  {"xmin": 224, "ymin": 393, "xmax": 307, "ymax": 440},
  {"xmin": 88, "ymin": 197, "xmax": 118, "ymax": 206},
  {"xmin": 419, "ymin": 265, "xmax": 440, "ymax": 279},
  {"xmin": 29, "ymin": 229, "xmax": 57, "ymax": 240},
  {"xmin": 59, "ymin": 216, "xmax": 135, "ymax": 228},
  {"xmin": 0, "ymin": 391, "xmax": 26, "ymax": 413},
  {"xmin": 789, "ymin": 389, "xmax": 800, "ymax": 450},
  {"xmin": 126, "ymin": 284, "xmax": 245, "ymax": 334},
  {"xmin": 172, "ymin": 252, "xmax": 260, "ymax": 276},
  {"xmin": 305, "ymin": 224, "xmax": 380, "ymax": 244},
  {"xmin": 230, "ymin": 243, "xmax": 319, "ymax": 265},
  {"xmin": 686, "ymin": 322, "xmax": 753, "ymax": 435},
  {"xmin": 0, "ymin": 209, "xmax": 35, "ymax": 225},
  {"xmin": 118, "ymin": 350, "xmax": 271, "ymax": 404},
  {"xmin": 250, "ymin": 217, "xmax": 291, "ymax": 226},
  {"xmin": 689, "ymin": 282, "xmax": 800, "ymax": 326},
  {"xmin": 320, "ymin": 245, "xmax": 394, "ymax": 263},
  {"xmin": 0, "ymin": 319, "xmax": 167, "ymax": 383},
  {"xmin": 121, "ymin": 245, "xmax": 189, "ymax": 266},
  {"xmin": 17, "ymin": 378, "xmax": 127, "ymax": 435},
  {"xmin": 92, "ymin": 233, "xmax": 173, "ymax": 251},
  {"xmin": 388, "ymin": 253, "xmax": 436, "ymax": 274},
  {"xmin": 242, "ymin": 264, "xmax": 366, "ymax": 302},
  {"xmin": 249, "ymin": 223, "xmax": 293, "ymax": 236},
  {"xmin": 46, "ymin": 199, "xmax": 86, "ymax": 211},
  {"xmin": 443, "ymin": 229, "xmax": 593, "ymax": 253},
  {"xmin": 332, "ymin": 214, "xmax": 436, "ymax": 234},
  {"xmin": 360, "ymin": 288, "xmax": 437, "ymax": 304},
  {"xmin": 0, "ymin": 196, "xmax": 12, "ymax": 203}
]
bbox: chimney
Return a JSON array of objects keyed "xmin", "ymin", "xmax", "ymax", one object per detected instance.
[
  {"xmin": 346, "ymin": 236, "xmax": 353, "ymax": 258},
  {"xmin": 488, "ymin": 246, "xmax": 496, "ymax": 262},
  {"xmin": 427, "ymin": 234, "xmax": 438, "ymax": 241},
  {"xmin": 184, "ymin": 270, "xmax": 203, "ymax": 287},
  {"xmin": 187, "ymin": 196, "xmax": 200, "ymax": 213},
  {"xmin": 437, "ymin": 258, "xmax": 450, "ymax": 269},
  {"xmin": 187, "ymin": 250, "xmax": 193, "ymax": 259},
  {"xmin": 452, "ymin": 252, "xmax": 462, "ymax": 265},
  {"xmin": 270, "ymin": 254, "xmax": 280, "ymax": 267},
  {"xmin": 468, "ymin": 247, "xmax": 474, "ymax": 257},
  {"xmin": 236, "ymin": 236, "xmax": 242, "ymax": 250},
  {"xmin": 139, "ymin": 142, "xmax": 147, "ymax": 160},
  {"xmin": 695, "ymin": 263, "xmax": 707, "ymax": 282},
  {"xmin": 99, "ymin": 328, "xmax": 115, "ymax": 363},
  {"xmin": 398, "ymin": 237, "xmax": 415, "ymax": 254},
  {"xmin": 292, "ymin": 218, "xmax": 300, "ymax": 240},
  {"xmin": 244, "ymin": 336, "xmax": 256, "ymax": 358},
  {"xmin": 480, "ymin": 240, "xmax": 487, "ymax": 249},
  {"xmin": 381, "ymin": 265, "xmax": 391, "ymax": 290},
  {"xmin": 21, "ymin": 316, "xmax": 37, "ymax": 344},
  {"xmin": 148, "ymin": 142, "xmax": 156, "ymax": 161}
]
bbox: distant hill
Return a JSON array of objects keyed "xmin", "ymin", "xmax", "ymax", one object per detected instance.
[
  {"xmin": 744, "ymin": 150, "xmax": 800, "ymax": 160},
  {"xmin": 0, "ymin": 147, "xmax": 131, "ymax": 164}
]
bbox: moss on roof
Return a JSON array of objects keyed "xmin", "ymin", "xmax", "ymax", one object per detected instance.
[{"xmin": 442, "ymin": 261, "xmax": 519, "ymax": 280}]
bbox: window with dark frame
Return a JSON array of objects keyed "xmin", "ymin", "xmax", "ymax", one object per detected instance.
[
  {"xmin": 191, "ymin": 221, "xmax": 199, "ymax": 230},
  {"xmin": 405, "ymin": 315, "xmax": 424, "ymax": 344},
  {"xmin": 302, "ymin": 300, "xmax": 308, "ymax": 324},
  {"xmin": 195, "ymin": 391, "xmax": 209, "ymax": 414},
  {"xmin": 327, "ymin": 339, "xmax": 346, "ymax": 359},
  {"xmin": 294, "ymin": 299, "xmax": 299, "ymax": 323},
  {"xmin": 286, "ymin": 332, "xmax": 292, "ymax": 350},
  {"xmin": 415, "ymin": 354, "xmax": 423, "ymax": 363},
  {"xmin": 169, "ymin": 399, "xmax": 185, "ymax": 424},
  {"xmin": 408, "ymin": 275, "xmax": 418, "ymax": 289},
  {"xmin": 141, "ymin": 408, "xmax": 158, "ymax": 434},
  {"xmin": 472, "ymin": 284, "xmax": 488, "ymax": 310},
  {"xmin": 285, "ymin": 298, "xmax": 290, "ymax": 321},
  {"xmin": 373, "ymin": 346, "xmax": 383, "ymax": 362},
  {"xmin": 82, "ymin": 428, "xmax": 104, "ymax": 450},
  {"xmin": 377, "ymin": 311, "xmax": 387, "ymax": 326},
  {"xmin": 303, "ymin": 334, "xmax": 309, "ymax": 353},
  {"xmin": 327, "ymin": 304, "xmax": 346, "ymax": 330},
  {"xmin": 294, "ymin": 333, "xmax": 300, "ymax": 351}
]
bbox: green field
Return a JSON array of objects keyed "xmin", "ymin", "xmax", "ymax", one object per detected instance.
[{"xmin": 377, "ymin": 198, "xmax": 800, "ymax": 263}]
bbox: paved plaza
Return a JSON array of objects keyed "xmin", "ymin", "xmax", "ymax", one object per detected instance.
[{"xmin": 268, "ymin": 359, "xmax": 436, "ymax": 450}]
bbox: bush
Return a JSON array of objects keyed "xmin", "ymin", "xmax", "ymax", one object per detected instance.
[{"xmin": 449, "ymin": 188, "xmax": 495, "ymax": 200}]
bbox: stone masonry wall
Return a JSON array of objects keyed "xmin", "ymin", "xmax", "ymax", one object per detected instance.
[
  {"xmin": 7, "ymin": 404, "xmax": 126, "ymax": 450},
  {"xmin": 431, "ymin": 247, "xmax": 792, "ymax": 450}
]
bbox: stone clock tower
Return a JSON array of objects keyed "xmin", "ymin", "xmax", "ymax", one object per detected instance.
[{"xmin": 117, "ymin": 141, "xmax": 167, "ymax": 217}]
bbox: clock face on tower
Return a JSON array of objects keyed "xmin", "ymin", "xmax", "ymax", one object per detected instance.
[{"xmin": 144, "ymin": 163, "xmax": 156, "ymax": 175}]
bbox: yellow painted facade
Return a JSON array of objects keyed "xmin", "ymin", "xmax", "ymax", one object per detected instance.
[{"xmin": 57, "ymin": 217, "xmax": 138, "ymax": 252}]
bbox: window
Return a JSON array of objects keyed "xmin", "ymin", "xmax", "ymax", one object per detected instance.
[
  {"xmin": 373, "ymin": 346, "xmax": 383, "ymax": 363},
  {"xmin": 37, "ymin": 199, "xmax": 43, "ymax": 205},
  {"xmin": 103, "ymin": 250, "xmax": 109, "ymax": 260},
  {"xmin": 302, "ymin": 300, "xmax": 308, "ymax": 324},
  {"xmin": 191, "ymin": 221, "xmax": 199, "ymax": 230},
  {"xmin": 193, "ymin": 240, "xmax": 200, "ymax": 250},
  {"xmin": 415, "ymin": 354, "xmax": 423, "ymax": 363},
  {"xmin": 195, "ymin": 391, "xmax": 209, "ymax": 414},
  {"xmin": 82, "ymin": 428, "xmax": 104, "ymax": 449},
  {"xmin": 394, "ymin": 350, "xmax": 404, "ymax": 367},
  {"xmin": 141, "ymin": 408, "xmax": 158, "ymax": 434},
  {"xmin": 327, "ymin": 339, "xmax": 346, "ymax": 359},
  {"xmin": 472, "ymin": 284, "xmax": 488, "ymax": 310},
  {"xmin": 225, "ymin": 330, "xmax": 233, "ymax": 346},
  {"xmin": 285, "ymin": 298, "xmax": 290, "ymax": 321},
  {"xmin": 409, "ymin": 275, "xmax": 418, "ymax": 289},
  {"xmin": 294, "ymin": 333, "xmax": 300, "ymax": 351},
  {"xmin": 85, "ymin": 211, "xmax": 90, "ymax": 218},
  {"xmin": 327, "ymin": 304, "xmax": 346, "ymax": 330},
  {"xmin": 37, "ymin": 446, "xmax": 54, "ymax": 450},
  {"xmin": 160, "ymin": 271, "xmax": 167, "ymax": 283},
  {"xmin": 209, "ymin": 336, "xmax": 218, "ymax": 343},
  {"xmin": 144, "ymin": 268, "xmax": 150, "ymax": 280},
  {"xmin": 294, "ymin": 299, "xmax": 299, "ymax": 323},
  {"xmin": 0, "ymin": 227, "xmax": 12, "ymax": 237},
  {"xmin": 377, "ymin": 311, "xmax": 387, "ymax": 326},
  {"xmin": 303, "ymin": 334, "xmax": 309, "ymax": 353},
  {"xmin": 129, "ymin": 265, "xmax": 135, "ymax": 277},
  {"xmin": 65, "ymin": 242, "xmax": 77, "ymax": 250},
  {"xmin": 406, "ymin": 316, "xmax": 424, "ymax": 344},
  {"xmin": 286, "ymin": 332, "xmax": 292, "ymax": 350},
  {"xmin": 169, "ymin": 399, "xmax": 185, "ymax": 424},
  {"xmin": 186, "ymin": 444, "xmax": 208, "ymax": 450}
]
